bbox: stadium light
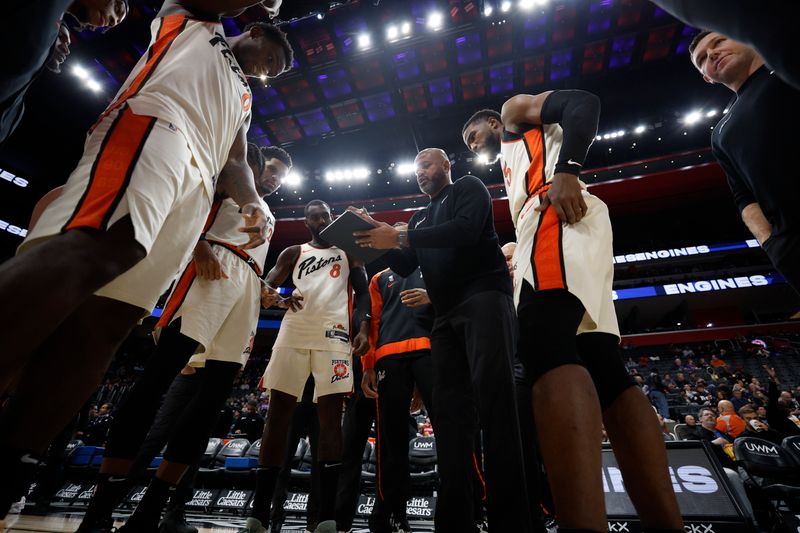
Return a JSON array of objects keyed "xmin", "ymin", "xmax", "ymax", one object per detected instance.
[
  {"xmin": 401, "ymin": 21, "xmax": 412, "ymax": 35},
  {"xmin": 284, "ymin": 171, "xmax": 302, "ymax": 187},
  {"xmin": 500, "ymin": 1, "xmax": 512, "ymax": 12},
  {"xmin": 634, "ymin": 125, "xmax": 646, "ymax": 134},
  {"xmin": 426, "ymin": 12, "xmax": 444, "ymax": 31},
  {"xmin": 483, "ymin": 4, "xmax": 493, "ymax": 16},
  {"xmin": 519, "ymin": 0, "xmax": 535, "ymax": 9},
  {"xmin": 86, "ymin": 79, "xmax": 102, "ymax": 92},
  {"xmin": 682, "ymin": 109, "xmax": 703, "ymax": 125},
  {"xmin": 357, "ymin": 33, "xmax": 371, "ymax": 50},
  {"xmin": 705, "ymin": 109, "xmax": 718, "ymax": 118},
  {"xmin": 386, "ymin": 25, "xmax": 399, "ymax": 41},
  {"xmin": 72, "ymin": 65, "xmax": 89, "ymax": 80},
  {"xmin": 396, "ymin": 162, "xmax": 416, "ymax": 175}
]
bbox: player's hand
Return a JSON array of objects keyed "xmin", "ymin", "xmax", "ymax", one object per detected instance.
[
  {"xmin": 260, "ymin": 284, "xmax": 281, "ymax": 308},
  {"xmin": 362, "ymin": 368, "xmax": 379, "ymax": 399},
  {"xmin": 260, "ymin": 0, "xmax": 282, "ymax": 18},
  {"xmin": 763, "ymin": 365, "xmax": 778, "ymax": 383},
  {"xmin": 195, "ymin": 241, "xmax": 228, "ymax": 280},
  {"xmin": 239, "ymin": 203, "xmax": 268, "ymax": 250},
  {"xmin": 352, "ymin": 331, "xmax": 370, "ymax": 357},
  {"xmin": 277, "ymin": 294, "xmax": 304, "ymax": 312},
  {"xmin": 400, "ymin": 288, "xmax": 431, "ymax": 308},
  {"xmin": 535, "ymin": 172, "xmax": 588, "ymax": 224},
  {"xmin": 410, "ymin": 385, "xmax": 424, "ymax": 413},
  {"xmin": 353, "ymin": 223, "xmax": 400, "ymax": 250}
]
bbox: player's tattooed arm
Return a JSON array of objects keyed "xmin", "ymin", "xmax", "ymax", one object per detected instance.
[
  {"xmin": 217, "ymin": 125, "xmax": 268, "ymax": 250},
  {"xmin": 261, "ymin": 245, "xmax": 302, "ymax": 310}
]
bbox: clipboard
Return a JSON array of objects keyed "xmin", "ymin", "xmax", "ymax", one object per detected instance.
[{"xmin": 319, "ymin": 210, "xmax": 388, "ymax": 264}]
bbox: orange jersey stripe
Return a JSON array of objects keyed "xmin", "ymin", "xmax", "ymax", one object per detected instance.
[
  {"xmin": 64, "ymin": 107, "xmax": 157, "ymax": 232},
  {"xmin": 93, "ymin": 15, "xmax": 188, "ymax": 130},
  {"xmin": 523, "ymin": 128, "xmax": 545, "ymax": 196},
  {"xmin": 202, "ymin": 197, "xmax": 224, "ymax": 234},
  {"xmin": 374, "ymin": 337, "xmax": 432, "ymax": 359},
  {"xmin": 156, "ymin": 260, "xmax": 198, "ymax": 329},
  {"xmin": 532, "ymin": 202, "xmax": 567, "ymax": 291}
]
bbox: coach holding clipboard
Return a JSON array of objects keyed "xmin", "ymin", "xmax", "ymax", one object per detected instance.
[{"xmin": 349, "ymin": 148, "xmax": 535, "ymax": 532}]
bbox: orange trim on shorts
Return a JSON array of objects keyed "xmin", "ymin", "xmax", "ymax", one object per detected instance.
[
  {"xmin": 523, "ymin": 128, "xmax": 545, "ymax": 197},
  {"xmin": 156, "ymin": 261, "xmax": 198, "ymax": 329},
  {"xmin": 63, "ymin": 106, "xmax": 157, "ymax": 232},
  {"xmin": 531, "ymin": 200, "xmax": 567, "ymax": 291},
  {"xmin": 201, "ymin": 197, "xmax": 224, "ymax": 234},
  {"xmin": 92, "ymin": 15, "xmax": 189, "ymax": 130}
]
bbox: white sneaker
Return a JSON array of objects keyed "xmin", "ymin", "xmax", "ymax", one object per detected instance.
[
  {"xmin": 238, "ymin": 517, "xmax": 268, "ymax": 533},
  {"xmin": 9, "ymin": 497, "xmax": 25, "ymax": 514}
]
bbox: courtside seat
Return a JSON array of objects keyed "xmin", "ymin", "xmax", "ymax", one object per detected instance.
[
  {"xmin": 200, "ymin": 438, "xmax": 224, "ymax": 467},
  {"xmin": 409, "ymin": 437, "xmax": 437, "ymax": 487},
  {"xmin": 734, "ymin": 437, "xmax": 800, "ymax": 510},
  {"xmin": 782, "ymin": 435, "xmax": 800, "ymax": 467},
  {"xmin": 291, "ymin": 438, "xmax": 313, "ymax": 482},
  {"xmin": 68, "ymin": 446, "xmax": 99, "ymax": 467},
  {"xmin": 361, "ymin": 441, "xmax": 377, "ymax": 483},
  {"xmin": 224, "ymin": 438, "xmax": 263, "ymax": 481},
  {"xmin": 198, "ymin": 438, "xmax": 249, "ymax": 484}
]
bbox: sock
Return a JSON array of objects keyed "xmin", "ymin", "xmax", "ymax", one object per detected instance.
[
  {"xmin": 82, "ymin": 472, "xmax": 131, "ymax": 525},
  {"xmin": 318, "ymin": 461, "xmax": 341, "ymax": 521},
  {"xmin": 251, "ymin": 466, "xmax": 280, "ymax": 524},
  {"xmin": 127, "ymin": 477, "xmax": 174, "ymax": 528},
  {"xmin": 0, "ymin": 449, "xmax": 38, "ymax": 519}
]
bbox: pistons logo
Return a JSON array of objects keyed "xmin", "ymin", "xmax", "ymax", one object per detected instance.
[
  {"xmin": 242, "ymin": 92, "xmax": 252, "ymax": 112},
  {"xmin": 331, "ymin": 360, "xmax": 350, "ymax": 384}
]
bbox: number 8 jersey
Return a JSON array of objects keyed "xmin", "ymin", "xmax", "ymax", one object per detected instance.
[{"xmin": 273, "ymin": 244, "xmax": 353, "ymax": 353}]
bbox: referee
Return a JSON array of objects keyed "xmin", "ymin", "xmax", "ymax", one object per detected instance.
[
  {"xmin": 352, "ymin": 148, "xmax": 532, "ymax": 531},
  {"xmin": 688, "ymin": 31, "xmax": 800, "ymax": 295}
]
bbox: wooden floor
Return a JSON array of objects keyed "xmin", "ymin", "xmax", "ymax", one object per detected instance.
[{"xmin": 3, "ymin": 513, "xmax": 327, "ymax": 532}]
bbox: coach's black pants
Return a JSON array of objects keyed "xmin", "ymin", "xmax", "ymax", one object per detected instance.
[
  {"xmin": 431, "ymin": 291, "xmax": 532, "ymax": 532},
  {"xmin": 373, "ymin": 350, "xmax": 434, "ymax": 520}
]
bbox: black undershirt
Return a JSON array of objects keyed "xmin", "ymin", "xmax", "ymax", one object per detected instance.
[
  {"xmin": 383, "ymin": 175, "xmax": 512, "ymax": 315},
  {"xmin": 711, "ymin": 66, "xmax": 800, "ymax": 259}
]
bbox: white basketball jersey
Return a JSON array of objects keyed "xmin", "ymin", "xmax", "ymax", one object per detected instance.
[
  {"xmin": 100, "ymin": 15, "xmax": 253, "ymax": 198},
  {"xmin": 500, "ymin": 124, "xmax": 570, "ymax": 227},
  {"xmin": 204, "ymin": 197, "xmax": 275, "ymax": 274},
  {"xmin": 274, "ymin": 244, "xmax": 352, "ymax": 353}
]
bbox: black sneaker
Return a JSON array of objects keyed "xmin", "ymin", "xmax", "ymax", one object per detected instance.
[
  {"xmin": 159, "ymin": 508, "xmax": 198, "ymax": 533},
  {"xmin": 368, "ymin": 513, "xmax": 392, "ymax": 533},
  {"xmin": 391, "ymin": 517, "xmax": 412, "ymax": 533}
]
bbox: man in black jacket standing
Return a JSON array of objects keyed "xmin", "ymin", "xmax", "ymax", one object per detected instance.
[{"xmin": 352, "ymin": 148, "xmax": 532, "ymax": 532}]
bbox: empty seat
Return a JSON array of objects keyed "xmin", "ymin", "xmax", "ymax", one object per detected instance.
[
  {"xmin": 734, "ymin": 437, "xmax": 800, "ymax": 508},
  {"xmin": 409, "ymin": 437, "xmax": 437, "ymax": 486}
]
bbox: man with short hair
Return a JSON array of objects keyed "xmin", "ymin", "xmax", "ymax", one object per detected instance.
[
  {"xmin": 688, "ymin": 30, "xmax": 800, "ymax": 295},
  {"xmin": 716, "ymin": 400, "xmax": 747, "ymax": 439},
  {"xmin": 739, "ymin": 405, "xmax": 783, "ymax": 444},
  {"xmin": 233, "ymin": 400, "xmax": 266, "ymax": 443},
  {"xmin": 351, "ymin": 149, "xmax": 532, "ymax": 531},
  {"xmin": 462, "ymin": 95, "xmax": 683, "ymax": 533}
]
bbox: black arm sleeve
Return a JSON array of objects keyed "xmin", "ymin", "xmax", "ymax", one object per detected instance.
[
  {"xmin": 407, "ymin": 176, "xmax": 491, "ymax": 248},
  {"xmin": 350, "ymin": 266, "xmax": 371, "ymax": 328},
  {"xmin": 540, "ymin": 90, "xmax": 601, "ymax": 175}
]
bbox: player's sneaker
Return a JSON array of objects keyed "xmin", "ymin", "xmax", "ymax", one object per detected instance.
[
  {"xmin": 238, "ymin": 517, "xmax": 268, "ymax": 533},
  {"xmin": 158, "ymin": 508, "xmax": 198, "ymax": 533},
  {"xmin": 313, "ymin": 520, "xmax": 337, "ymax": 533},
  {"xmin": 391, "ymin": 517, "xmax": 412, "ymax": 533}
]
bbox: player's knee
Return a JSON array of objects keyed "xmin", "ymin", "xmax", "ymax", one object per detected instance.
[{"xmin": 578, "ymin": 333, "xmax": 635, "ymax": 411}]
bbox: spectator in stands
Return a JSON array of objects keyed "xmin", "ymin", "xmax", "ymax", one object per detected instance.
[
  {"xmin": 697, "ymin": 408, "xmax": 735, "ymax": 468},
  {"xmin": 694, "ymin": 381, "xmax": 713, "ymax": 405},
  {"xmin": 716, "ymin": 400, "xmax": 746, "ymax": 439},
  {"xmin": 80, "ymin": 403, "xmax": 114, "ymax": 446},
  {"xmin": 657, "ymin": 413, "xmax": 675, "ymax": 441},
  {"xmin": 756, "ymin": 405, "xmax": 768, "ymax": 422},
  {"xmin": 764, "ymin": 367, "xmax": 800, "ymax": 437},
  {"xmin": 647, "ymin": 371, "xmax": 670, "ymax": 419},
  {"xmin": 731, "ymin": 388, "xmax": 750, "ymax": 413},
  {"xmin": 738, "ymin": 406, "xmax": 784, "ymax": 444},
  {"xmin": 663, "ymin": 373, "xmax": 675, "ymax": 392},
  {"xmin": 710, "ymin": 354, "xmax": 726, "ymax": 368},
  {"xmin": 781, "ymin": 390, "xmax": 800, "ymax": 412},
  {"xmin": 674, "ymin": 372, "xmax": 688, "ymax": 390},
  {"xmin": 672, "ymin": 358, "xmax": 684, "ymax": 372},
  {"xmin": 680, "ymin": 384, "xmax": 695, "ymax": 406},
  {"xmin": 684, "ymin": 359, "xmax": 697, "ymax": 371},
  {"xmin": 231, "ymin": 400, "xmax": 265, "ymax": 443},
  {"xmin": 676, "ymin": 415, "xmax": 701, "ymax": 440}
]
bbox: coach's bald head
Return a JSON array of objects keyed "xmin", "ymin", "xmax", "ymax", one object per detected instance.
[{"xmin": 414, "ymin": 148, "xmax": 452, "ymax": 197}]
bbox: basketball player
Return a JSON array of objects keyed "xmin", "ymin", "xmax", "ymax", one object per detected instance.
[
  {"xmin": 242, "ymin": 200, "xmax": 371, "ymax": 533},
  {"xmin": 77, "ymin": 144, "xmax": 288, "ymax": 532},
  {"xmin": 1, "ymin": 0, "xmax": 129, "ymax": 143},
  {"xmin": 462, "ymin": 95, "xmax": 683, "ymax": 532},
  {"xmin": 0, "ymin": 2, "xmax": 291, "ymax": 525},
  {"xmin": 687, "ymin": 31, "xmax": 800, "ymax": 296},
  {"xmin": 360, "ymin": 267, "xmax": 434, "ymax": 533},
  {"xmin": 350, "ymin": 149, "xmax": 532, "ymax": 532}
]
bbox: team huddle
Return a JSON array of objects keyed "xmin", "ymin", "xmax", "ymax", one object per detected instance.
[{"xmin": 0, "ymin": 1, "xmax": 694, "ymax": 533}]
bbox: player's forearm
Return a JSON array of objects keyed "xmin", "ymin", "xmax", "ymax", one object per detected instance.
[
  {"xmin": 217, "ymin": 162, "xmax": 260, "ymax": 208},
  {"xmin": 741, "ymin": 203, "xmax": 772, "ymax": 244}
]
